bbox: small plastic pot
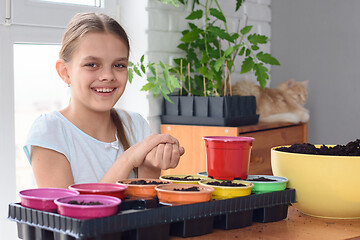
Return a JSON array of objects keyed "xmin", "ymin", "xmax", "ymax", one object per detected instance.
[
  {"xmin": 116, "ymin": 178, "xmax": 171, "ymax": 198},
  {"xmin": 55, "ymin": 194, "xmax": 121, "ymax": 219},
  {"xmin": 19, "ymin": 188, "xmax": 79, "ymax": 212},
  {"xmin": 203, "ymin": 136, "xmax": 254, "ymax": 180},
  {"xmin": 155, "ymin": 184, "xmax": 214, "ymax": 205},
  {"xmin": 246, "ymin": 175, "xmax": 288, "ymax": 194},
  {"xmin": 69, "ymin": 183, "xmax": 128, "ymax": 200},
  {"xmin": 199, "ymin": 179, "xmax": 253, "ymax": 200}
]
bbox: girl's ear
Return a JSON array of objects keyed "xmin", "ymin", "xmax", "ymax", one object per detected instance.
[{"xmin": 56, "ymin": 59, "xmax": 71, "ymax": 85}]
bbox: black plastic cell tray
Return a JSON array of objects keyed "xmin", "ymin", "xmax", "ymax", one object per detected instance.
[{"xmin": 8, "ymin": 189, "xmax": 295, "ymax": 240}]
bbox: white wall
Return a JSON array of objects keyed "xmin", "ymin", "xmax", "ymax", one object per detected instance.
[{"xmin": 271, "ymin": 0, "xmax": 360, "ymax": 144}]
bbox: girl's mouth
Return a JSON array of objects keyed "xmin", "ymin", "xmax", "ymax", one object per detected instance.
[{"xmin": 92, "ymin": 87, "xmax": 116, "ymax": 93}]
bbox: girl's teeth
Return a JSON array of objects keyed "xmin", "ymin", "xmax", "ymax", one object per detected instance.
[{"xmin": 95, "ymin": 88, "xmax": 113, "ymax": 92}]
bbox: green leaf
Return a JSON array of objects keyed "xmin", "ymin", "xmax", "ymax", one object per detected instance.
[
  {"xmin": 235, "ymin": 0, "xmax": 244, "ymax": 11},
  {"xmin": 253, "ymin": 63, "xmax": 269, "ymax": 89},
  {"xmin": 161, "ymin": 91, "xmax": 173, "ymax": 103},
  {"xmin": 140, "ymin": 55, "xmax": 144, "ymax": 63},
  {"xmin": 141, "ymin": 82, "xmax": 156, "ymax": 92},
  {"xmin": 240, "ymin": 57, "xmax": 254, "ymax": 74},
  {"xmin": 251, "ymin": 45, "xmax": 260, "ymax": 51},
  {"xmin": 207, "ymin": 26, "xmax": 233, "ymax": 42},
  {"xmin": 133, "ymin": 66, "xmax": 142, "ymax": 76},
  {"xmin": 181, "ymin": 29, "xmax": 201, "ymax": 43},
  {"xmin": 214, "ymin": 56, "xmax": 225, "ymax": 72},
  {"xmin": 239, "ymin": 46, "xmax": 245, "ymax": 55},
  {"xmin": 224, "ymin": 44, "xmax": 241, "ymax": 57},
  {"xmin": 200, "ymin": 53, "xmax": 209, "ymax": 64},
  {"xmin": 128, "ymin": 69, "xmax": 133, "ymax": 83},
  {"xmin": 256, "ymin": 52, "xmax": 281, "ymax": 65},
  {"xmin": 240, "ymin": 25, "xmax": 252, "ymax": 35},
  {"xmin": 248, "ymin": 34, "xmax": 268, "ymax": 44},
  {"xmin": 147, "ymin": 76, "xmax": 156, "ymax": 83},
  {"xmin": 177, "ymin": 43, "xmax": 188, "ymax": 51},
  {"xmin": 209, "ymin": 8, "xmax": 226, "ymax": 22},
  {"xmin": 141, "ymin": 64, "xmax": 146, "ymax": 73},
  {"xmin": 245, "ymin": 48, "xmax": 251, "ymax": 56},
  {"xmin": 186, "ymin": 9, "xmax": 203, "ymax": 20}
]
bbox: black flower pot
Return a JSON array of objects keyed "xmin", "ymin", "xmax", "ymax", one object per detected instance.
[
  {"xmin": 161, "ymin": 95, "xmax": 259, "ymax": 127},
  {"xmin": 194, "ymin": 96, "xmax": 209, "ymax": 117},
  {"xmin": 179, "ymin": 96, "xmax": 194, "ymax": 117},
  {"xmin": 163, "ymin": 96, "xmax": 179, "ymax": 116}
]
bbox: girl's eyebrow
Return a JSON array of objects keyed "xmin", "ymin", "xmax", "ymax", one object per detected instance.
[{"xmin": 81, "ymin": 56, "xmax": 128, "ymax": 61}]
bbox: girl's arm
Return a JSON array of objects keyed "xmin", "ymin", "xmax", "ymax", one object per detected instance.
[{"xmin": 31, "ymin": 146, "xmax": 74, "ymax": 188}]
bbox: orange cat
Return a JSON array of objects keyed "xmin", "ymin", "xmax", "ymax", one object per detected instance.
[{"xmin": 232, "ymin": 79, "xmax": 309, "ymax": 123}]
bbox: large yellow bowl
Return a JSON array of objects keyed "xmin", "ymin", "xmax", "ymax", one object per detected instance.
[{"xmin": 271, "ymin": 145, "xmax": 360, "ymax": 219}]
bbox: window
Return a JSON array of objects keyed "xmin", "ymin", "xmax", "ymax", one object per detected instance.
[
  {"xmin": 14, "ymin": 44, "xmax": 69, "ymax": 197},
  {"xmin": 12, "ymin": 0, "xmax": 117, "ymax": 28}
]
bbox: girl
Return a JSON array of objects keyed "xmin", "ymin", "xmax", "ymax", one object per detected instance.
[{"xmin": 23, "ymin": 12, "xmax": 185, "ymax": 188}]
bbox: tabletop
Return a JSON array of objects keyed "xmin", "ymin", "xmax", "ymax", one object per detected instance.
[{"xmin": 170, "ymin": 206, "xmax": 360, "ymax": 240}]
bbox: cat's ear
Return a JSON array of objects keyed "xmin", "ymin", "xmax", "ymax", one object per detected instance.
[
  {"xmin": 302, "ymin": 80, "xmax": 309, "ymax": 87},
  {"xmin": 287, "ymin": 78, "xmax": 296, "ymax": 88}
]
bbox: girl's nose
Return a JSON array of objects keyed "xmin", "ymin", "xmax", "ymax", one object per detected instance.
[{"xmin": 99, "ymin": 67, "xmax": 115, "ymax": 81}]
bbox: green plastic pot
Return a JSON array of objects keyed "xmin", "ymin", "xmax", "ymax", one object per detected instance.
[{"xmin": 246, "ymin": 175, "xmax": 288, "ymax": 194}]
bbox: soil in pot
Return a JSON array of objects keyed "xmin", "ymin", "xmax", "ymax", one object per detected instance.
[
  {"xmin": 248, "ymin": 177, "xmax": 277, "ymax": 182},
  {"xmin": 162, "ymin": 176, "xmax": 202, "ymax": 181},
  {"xmin": 126, "ymin": 179, "xmax": 170, "ymax": 185},
  {"xmin": 173, "ymin": 186, "xmax": 200, "ymax": 191},
  {"xmin": 276, "ymin": 139, "xmax": 360, "ymax": 156},
  {"xmin": 205, "ymin": 181, "xmax": 247, "ymax": 187},
  {"xmin": 67, "ymin": 200, "xmax": 103, "ymax": 205}
]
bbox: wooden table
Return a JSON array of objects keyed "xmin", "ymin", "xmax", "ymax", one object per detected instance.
[{"xmin": 170, "ymin": 206, "xmax": 360, "ymax": 240}]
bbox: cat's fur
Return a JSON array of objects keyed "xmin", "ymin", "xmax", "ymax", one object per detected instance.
[{"xmin": 232, "ymin": 79, "xmax": 309, "ymax": 123}]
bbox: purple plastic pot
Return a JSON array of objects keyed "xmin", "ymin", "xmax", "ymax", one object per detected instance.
[
  {"xmin": 19, "ymin": 188, "xmax": 79, "ymax": 212},
  {"xmin": 55, "ymin": 194, "xmax": 121, "ymax": 219}
]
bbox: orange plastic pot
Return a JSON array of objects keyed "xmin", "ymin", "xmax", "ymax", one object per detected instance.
[
  {"xmin": 155, "ymin": 184, "xmax": 214, "ymax": 205},
  {"xmin": 116, "ymin": 178, "xmax": 171, "ymax": 198},
  {"xmin": 203, "ymin": 136, "xmax": 254, "ymax": 180}
]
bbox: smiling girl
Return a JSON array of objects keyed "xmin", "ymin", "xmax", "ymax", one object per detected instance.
[{"xmin": 23, "ymin": 13, "xmax": 184, "ymax": 188}]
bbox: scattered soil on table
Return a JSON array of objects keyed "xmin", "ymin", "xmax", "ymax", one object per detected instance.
[
  {"xmin": 173, "ymin": 186, "xmax": 200, "ymax": 192},
  {"xmin": 206, "ymin": 181, "xmax": 246, "ymax": 187},
  {"xmin": 123, "ymin": 180, "xmax": 170, "ymax": 185},
  {"xmin": 276, "ymin": 139, "xmax": 360, "ymax": 156},
  {"xmin": 163, "ymin": 175, "xmax": 201, "ymax": 181},
  {"xmin": 67, "ymin": 200, "xmax": 103, "ymax": 205},
  {"xmin": 249, "ymin": 177, "xmax": 277, "ymax": 182}
]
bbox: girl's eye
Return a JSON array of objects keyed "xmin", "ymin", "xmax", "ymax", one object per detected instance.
[
  {"xmin": 85, "ymin": 63, "xmax": 98, "ymax": 68},
  {"xmin": 114, "ymin": 63, "xmax": 126, "ymax": 68}
]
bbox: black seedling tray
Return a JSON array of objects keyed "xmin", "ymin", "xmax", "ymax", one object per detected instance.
[{"xmin": 8, "ymin": 189, "xmax": 295, "ymax": 240}]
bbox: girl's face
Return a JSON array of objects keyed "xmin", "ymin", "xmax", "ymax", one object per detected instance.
[{"xmin": 64, "ymin": 32, "xmax": 129, "ymax": 113}]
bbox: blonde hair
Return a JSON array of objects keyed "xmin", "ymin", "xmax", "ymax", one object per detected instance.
[
  {"xmin": 60, "ymin": 12, "xmax": 130, "ymax": 62},
  {"xmin": 60, "ymin": 12, "xmax": 131, "ymax": 151}
]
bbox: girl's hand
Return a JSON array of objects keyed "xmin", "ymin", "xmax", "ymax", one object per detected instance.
[
  {"xmin": 125, "ymin": 134, "xmax": 183, "ymax": 169},
  {"xmin": 143, "ymin": 142, "xmax": 185, "ymax": 170}
]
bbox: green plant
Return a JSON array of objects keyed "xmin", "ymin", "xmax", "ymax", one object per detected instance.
[{"xmin": 128, "ymin": 0, "xmax": 279, "ymax": 102}]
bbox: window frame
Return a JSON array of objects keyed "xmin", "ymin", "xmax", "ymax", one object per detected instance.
[{"xmin": 11, "ymin": 0, "xmax": 117, "ymax": 28}]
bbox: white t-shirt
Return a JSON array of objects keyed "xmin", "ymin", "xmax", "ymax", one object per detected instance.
[{"xmin": 23, "ymin": 109, "xmax": 151, "ymax": 184}]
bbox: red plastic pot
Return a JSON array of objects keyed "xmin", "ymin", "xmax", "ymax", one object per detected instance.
[{"xmin": 203, "ymin": 136, "xmax": 255, "ymax": 180}]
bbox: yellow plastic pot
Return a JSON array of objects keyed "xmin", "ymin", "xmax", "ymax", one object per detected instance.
[
  {"xmin": 199, "ymin": 179, "xmax": 253, "ymax": 200},
  {"xmin": 271, "ymin": 146, "xmax": 360, "ymax": 219}
]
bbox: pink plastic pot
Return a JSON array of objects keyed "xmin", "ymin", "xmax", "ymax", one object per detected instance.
[
  {"xmin": 19, "ymin": 188, "xmax": 79, "ymax": 212},
  {"xmin": 55, "ymin": 194, "xmax": 121, "ymax": 219},
  {"xmin": 203, "ymin": 136, "xmax": 255, "ymax": 180},
  {"xmin": 69, "ymin": 183, "xmax": 128, "ymax": 200}
]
